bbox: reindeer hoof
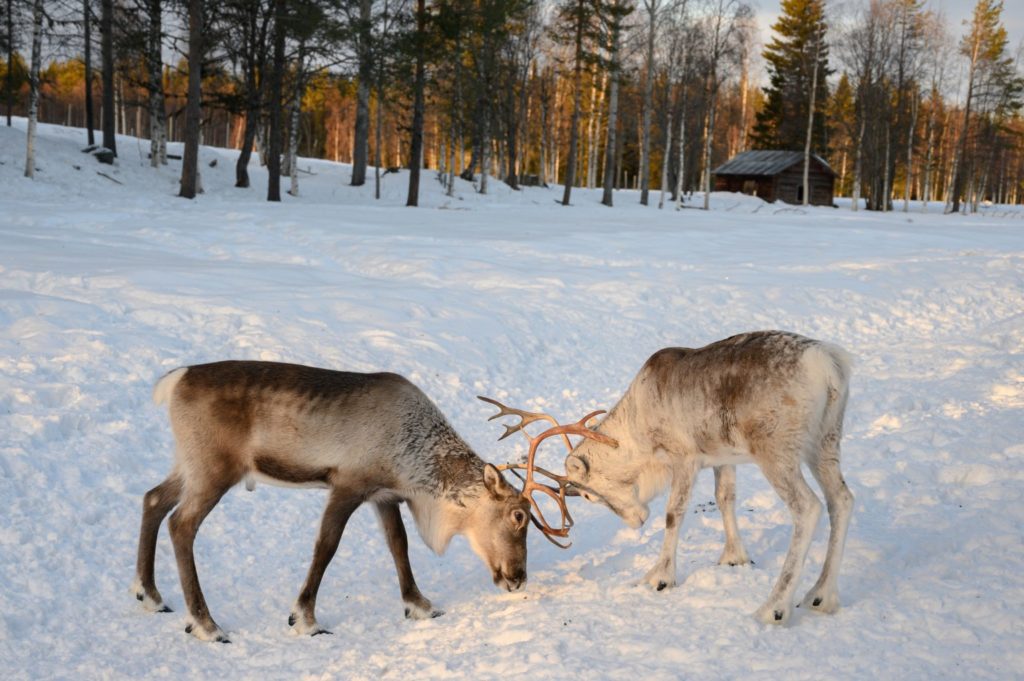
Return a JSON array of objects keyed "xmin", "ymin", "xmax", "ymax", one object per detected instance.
[
  {"xmin": 186, "ymin": 620, "xmax": 229, "ymax": 642},
  {"xmin": 311, "ymin": 629, "xmax": 332, "ymax": 636},
  {"xmin": 288, "ymin": 611, "xmax": 323, "ymax": 636},
  {"xmin": 755, "ymin": 602, "xmax": 791, "ymax": 625},
  {"xmin": 799, "ymin": 588, "xmax": 840, "ymax": 614},
  {"xmin": 132, "ymin": 581, "xmax": 169, "ymax": 613},
  {"xmin": 403, "ymin": 599, "xmax": 440, "ymax": 620}
]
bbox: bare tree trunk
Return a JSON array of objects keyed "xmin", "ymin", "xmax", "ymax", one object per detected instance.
[
  {"xmin": 639, "ymin": 0, "xmax": 659, "ymax": 205},
  {"xmin": 852, "ymin": 116, "xmax": 865, "ymax": 211},
  {"xmin": 504, "ymin": 73, "xmax": 520, "ymax": 189},
  {"xmin": 5, "ymin": 0, "xmax": 13, "ymax": 127},
  {"xmin": 179, "ymin": 0, "xmax": 203, "ymax": 198},
  {"xmin": 24, "ymin": 0, "xmax": 43, "ymax": 178},
  {"xmin": 288, "ymin": 45, "xmax": 305, "ymax": 197},
  {"xmin": 117, "ymin": 75, "xmax": 126, "ymax": 135},
  {"xmin": 802, "ymin": 35, "xmax": 820, "ymax": 207},
  {"xmin": 658, "ymin": 89, "xmax": 674, "ymax": 209},
  {"xmin": 100, "ymin": 0, "xmax": 118, "ymax": 156},
  {"xmin": 101, "ymin": 0, "xmax": 117, "ymax": 156},
  {"xmin": 882, "ymin": 121, "xmax": 891, "ymax": 212},
  {"xmin": 701, "ymin": 90, "xmax": 715, "ymax": 210},
  {"xmin": 539, "ymin": 72, "xmax": 550, "ymax": 186},
  {"xmin": 586, "ymin": 72, "xmax": 603, "ymax": 188},
  {"xmin": 600, "ymin": 71, "xmax": 620, "ymax": 207},
  {"xmin": 351, "ymin": 0, "xmax": 372, "ymax": 186},
  {"xmin": 903, "ymin": 92, "xmax": 918, "ymax": 212},
  {"xmin": 148, "ymin": 0, "xmax": 167, "ymax": 168},
  {"xmin": 479, "ymin": 132, "xmax": 490, "ymax": 193},
  {"xmin": 267, "ymin": 0, "xmax": 286, "ymax": 202},
  {"xmin": 675, "ymin": 79, "xmax": 688, "ymax": 209},
  {"xmin": 375, "ymin": 82, "xmax": 383, "ymax": 199},
  {"xmin": 738, "ymin": 52, "xmax": 748, "ymax": 152},
  {"xmin": 406, "ymin": 0, "xmax": 426, "ymax": 206},
  {"xmin": 84, "ymin": 0, "xmax": 95, "ymax": 144},
  {"xmin": 561, "ymin": 0, "xmax": 586, "ymax": 206}
]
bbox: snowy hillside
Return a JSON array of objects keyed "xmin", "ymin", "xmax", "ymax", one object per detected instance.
[{"xmin": 1, "ymin": 120, "xmax": 1023, "ymax": 680}]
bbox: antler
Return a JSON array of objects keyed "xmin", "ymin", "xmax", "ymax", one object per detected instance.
[
  {"xmin": 480, "ymin": 396, "xmax": 618, "ymax": 548},
  {"xmin": 476, "ymin": 395, "xmax": 574, "ymax": 452}
]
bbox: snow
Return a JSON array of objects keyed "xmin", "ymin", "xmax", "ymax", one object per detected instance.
[{"xmin": 2, "ymin": 119, "xmax": 1024, "ymax": 679}]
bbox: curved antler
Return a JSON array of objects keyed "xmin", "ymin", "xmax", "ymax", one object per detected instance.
[
  {"xmin": 482, "ymin": 398, "xmax": 619, "ymax": 548},
  {"xmin": 477, "ymin": 396, "xmax": 574, "ymax": 451}
]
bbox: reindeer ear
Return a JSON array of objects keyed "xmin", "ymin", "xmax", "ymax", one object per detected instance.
[
  {"xmin": 565, "ymin": 455, "xmax": 589, "ymax": 480},
  {"xmin": 483, "ymin": 464, "xmax": 513, "ymax": 499}
]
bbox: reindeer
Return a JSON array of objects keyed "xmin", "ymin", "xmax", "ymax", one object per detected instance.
[
  {"xmin": 132, "ymin": 361, "xmax": 597, "ymax": 643},
  {"xmin": 489, "ymin": 331, "xmax": 854, "ymax": 625}
]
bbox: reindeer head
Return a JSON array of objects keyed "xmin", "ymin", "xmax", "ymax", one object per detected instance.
[
  {"xmin": 565, "ymin": 437, "xmax": 651, "ymax": 530},
  {"xmin": 478, "ymin": 396, "xmax": 618, "ymax": 549},
  {"xmin": 462, "ymin": 463, "xmax": 532, "ymax": 592}
]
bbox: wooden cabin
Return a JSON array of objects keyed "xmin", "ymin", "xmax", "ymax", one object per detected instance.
[{"xmin": 713, "ymin": 150, "xmax": 836, "ymax": 206}]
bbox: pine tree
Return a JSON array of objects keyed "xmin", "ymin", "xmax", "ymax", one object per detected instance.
[
  {"xmin": 551, "ymin": 0, "xmax": 599, "ymax": 205},
  {"xmin": 948, "ymin": 0, "xmax": 1020, "ymax": 213},
  {"xmin": 751, "ymin": 0, "xmax": 831, "ymax": 151}
]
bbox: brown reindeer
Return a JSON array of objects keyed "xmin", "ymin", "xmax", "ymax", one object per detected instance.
[{"xmin": 133, "ymin": 361, "xmax": 580, "ymax": 643}]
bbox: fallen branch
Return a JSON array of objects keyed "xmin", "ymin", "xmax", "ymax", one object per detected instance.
[{"xmin": 96, "ymin": 171, "xmax": 124, "ymax": 185}]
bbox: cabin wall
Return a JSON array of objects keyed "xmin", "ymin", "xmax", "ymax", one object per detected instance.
[{"xmin": 773, "ymin": 165, "xmax": 834, "ymax": 206}]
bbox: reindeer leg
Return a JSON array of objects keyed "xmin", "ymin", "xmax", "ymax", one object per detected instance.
[
  {"xmin": 132, "ymin": 474, "xmax": 182, "ymax": 612},
  {"xmin": 290, "ymin": 487, "xmax": 361, "ymax": 636},
  {"xmin": 800, "ymin": 433, "xmax": 853, "ymax": 615},
  {"xmin": 754, "ymin": 457, "xmax": 822, "ymax": 625},
  {"xmin": 375, "ymin": 501, "xmax": 442, "ymax": 620},
  {"xmin": 714, "ymin": 465, "xmax": 750, "ymax": 566},
  {"xmin": 168, "ymin": 483, "xmax": 232, "ymax": 642},
  {"xmin": 643, "ymin": 460, "xmax": 699, "ymax": 591}
]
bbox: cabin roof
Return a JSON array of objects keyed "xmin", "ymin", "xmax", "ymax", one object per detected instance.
[{"xmin": 713, "ymin": 150, "xmax": 836, "ymax": 178}]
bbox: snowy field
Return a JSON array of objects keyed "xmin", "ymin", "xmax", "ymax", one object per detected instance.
[{"xmin": 2, "ymin": 120, "xmax": 1023, "ymax": 680}]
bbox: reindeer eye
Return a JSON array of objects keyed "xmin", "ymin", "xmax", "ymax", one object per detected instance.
[{"xmin": 511, "ymin": 510, "xmax": 527, "ymax": 528}]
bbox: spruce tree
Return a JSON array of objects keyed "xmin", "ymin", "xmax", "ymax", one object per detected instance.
[{"xmin": 751, "ymin": 0, "xmax": 831, "ymax": 151}]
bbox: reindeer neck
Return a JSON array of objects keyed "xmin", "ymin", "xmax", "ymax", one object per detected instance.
[
  {"xmin": 593, "ymin": 388, "xmax": 645, "ymax": 457},
  {"xmin": 405, "ymin": 485, "xmax": 480, "ymax": 555},
  {"xmin": 398, "ymin": 410, "xmax": 487, "ymax": 554}
]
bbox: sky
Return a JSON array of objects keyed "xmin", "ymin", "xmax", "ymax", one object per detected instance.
[{"xmin": 755, "ymin": 0, "xmax": 1024, "ymax": 81}]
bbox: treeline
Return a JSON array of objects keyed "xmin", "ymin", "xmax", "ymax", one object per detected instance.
[{"xmin": 2, "ymin": 0, "xmax": 1022, "ymax": 209}]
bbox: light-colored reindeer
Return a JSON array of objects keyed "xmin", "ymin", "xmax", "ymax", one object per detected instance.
[
  {"xmin": 540, "ymin": 331, "xmax": 852, "ymax": 625},
  {"xmin": 133, "ymin": 361, "xmax": 559, "ymax": 642}
]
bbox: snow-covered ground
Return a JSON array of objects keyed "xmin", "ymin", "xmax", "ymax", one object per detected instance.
[{"xmin": 2, "ymin": 120, "xmax": 1023, "ymax": 680}]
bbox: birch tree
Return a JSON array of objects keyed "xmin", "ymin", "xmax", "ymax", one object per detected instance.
[
  {"xmin": 638, "ymin": 0, "xmax": 662, "ymax": 205},
  {"xmin": 24, "ymin": 0, "xmax": 43, "ymax": 178},
  {"xmin": 700, "ymin": 0, "xmax": 750, "ymax": 210},
  {"xmin": 146, "ymin": 0, "xmax": 166, "ymax": 167},
  {"xmin": 598, "ymin": 0, "xmax": 632, "ymax": 207}
]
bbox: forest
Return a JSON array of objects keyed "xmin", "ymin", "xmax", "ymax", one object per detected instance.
[{"xmin": 2, "ymin": 0, "xmax": 1022, "ymax": 210}]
